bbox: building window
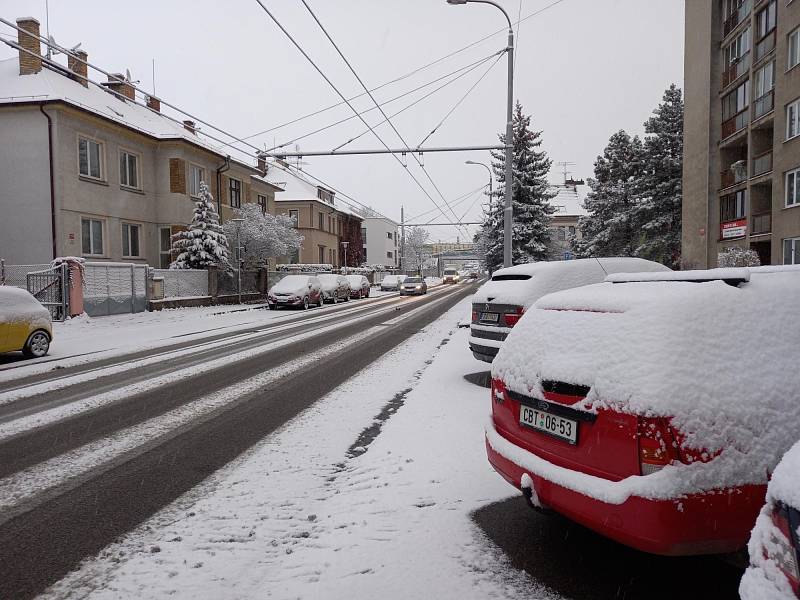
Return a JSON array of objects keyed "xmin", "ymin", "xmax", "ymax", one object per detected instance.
[
  {"xmin": 790, "ymin": 28, "xmax": 800, "ymax": 71},
  {"xmin": 783, "ymin": 237, "xmax": 800, "ymax": 264},
  {"xmin": 289, "ymin": 209, "xmax": 299, "ymax": 226},
  {"xmin": 119, "ymin": 150, "xmax": 140, "ymax": 189},
  {"xmin": 189, "ymin": 165, "xmax": 204, "ymax": 197},
  {"xmin": 78, "ymin": 137, "xmax": 103, "ymax": 179},
  {"xmin": 557, "ymin": 227, "xmax": 566, "ymax": 241},
  {"xmin": 568, "ymin": 225, "xmax": 576, "ymax": 237},
  {"xmin": 722, "ymin": 80, "xmax": 750, "ymax": 120},
  {"xmin": 788, "ymin": 99, "xmax": 800, "ymax": 140},
  {"xmin": 361, "ymin": 227, "xmax": 367, "ymax": 241},
  {"xmin": 387, "ymin": 251, "xmax": 392, "ymax": 260},
  {"xmin": 229, "ymin": 178, "xmax": 241, "ymax": 208},
  {"xmin": 258, "ymin": 194, "xmax": 267, "ymax": 214},
  {"xmin": 317, "ymin": 188, "xmax": 334, "ymax": 203},
  {"xmin": 160, "ymin": 226, "xmax": 172, "ymax": 268},
  {"xmin": 318, "ymin": 212, "xmax": 324, "ymax": 229},
  {"xmin": 122, "ymin": 223, "xmax": 141, "ymax": 257},
  {"xmin": 81, "ymin": 218, "xmax": 103, "ymax": 256},
  {"xmin": 363, "ymin": 246, "xmax": 367, "ymax": 261},
  {"xmin": 755, "ymin": 0, "xmax": 776, "ymax": 41},
  {"xmin": 724, "ymin": 28, "xmax": 750, "ymax": 66},
  {"xmin": 754, "ymin": 61, "xmax": 774, "ymax": 99},
  {"xmin": 387, "ymin": 232, "xmax": 393, "ymax": 240},
  {"xmin": 721, "ymin": 189, "xmax": 747, "ymax": 222},
  {"xmin": 328, "ymin": 216, "xmax": 332, "ymax": 232},
  {"xmin": 787, "ymin": 168, "xmax": 800, "ymax": 207}
]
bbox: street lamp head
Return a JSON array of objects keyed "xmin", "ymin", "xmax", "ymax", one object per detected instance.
[{"xmin": 446, "ymin": 0, "xmax": 468, "ymax": 4}]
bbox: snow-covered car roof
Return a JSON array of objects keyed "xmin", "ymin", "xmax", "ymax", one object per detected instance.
[
  {"xmin": 472, "ymin": 257, "xmax": 669, "ymax": 307},
  {"xmin": 270, "ymin": 275, "xmax": 313, "ymax": 292},
  {"xmin": 345, "ymin": 274, "xmax": 366, "ymax": 283},
  {"xmin": 493, "ymin": 269, "xmax": 800, "ymax": 492},
  {"xmin": 0, "ymin": 286, "xmax": 51, "ymax": 327}
]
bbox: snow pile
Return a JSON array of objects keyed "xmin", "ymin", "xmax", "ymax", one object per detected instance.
[
  {"xmin": 741, "ymin": 439, "xmax": 800, "ymax": 600},
  {"xmin": 0, "ymin": 287, "xmax": 51, "ymax": 328},
  {"xmin": 492, "ymin": 270, "xmax": 800, "ymax": 495}
]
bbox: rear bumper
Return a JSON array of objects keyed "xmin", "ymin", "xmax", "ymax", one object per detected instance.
[
  {"xmin": 469, "ymin": 342, "xmax": 497, "ymax": 363},
  {"xmin": 485, "ymin": 427, "xmax": 766, "ymax": 556}
]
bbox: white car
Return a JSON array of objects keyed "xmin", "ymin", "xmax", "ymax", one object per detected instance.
[
  {"xmin": 469, "ymin": 258, "xmax": 670, "ymax": 362},
  {"xmin": 318, "ymin": 274, "xmax": 351, "ymax": 303},
  {"xmin": 380, "ymin": 274, "xmax": 407, "ymax": 292},
  {"xmin": 267, "ymin": 275, "xmax": 323, "ymax": 310}
]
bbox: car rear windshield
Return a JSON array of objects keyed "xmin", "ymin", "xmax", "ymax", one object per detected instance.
[
  {"xmin": 491, "ymin": 274, "xmax": 532, "ymax": 282},
  {"xmin": 405, "ymin": 277, "xmax": 422, "ymax": 283}
]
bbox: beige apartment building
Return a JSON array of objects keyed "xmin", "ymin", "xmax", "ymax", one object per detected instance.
[
  {"xmin": 683, "ymin": 0, "xmax": 800, "ymax": 268},
  {"xmin": 0, "ymin": 17, "xmax": 281, "ymax": 268}
]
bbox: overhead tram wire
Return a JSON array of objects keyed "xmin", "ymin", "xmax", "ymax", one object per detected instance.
[
  {"xmin": 242, "ymin": 0, "xmax": 567, "ymax": 142},
  {"xmin": 298, "ymin": 0, "xmax": 469, "ymax": 237},
  {"xmin": 0, "ymin": 17, "xmax": 392, "ymax": 221},
  {"xmin": 407, "ymin": 183, "xmax": 487, "ymax": 222},
  {"xmin": 252, "ymin": 1, "xmax": 461, "ymax": 232},
  {"xmin": 267, "ymin": 51, "xmax": 501, "ymax": 153}
]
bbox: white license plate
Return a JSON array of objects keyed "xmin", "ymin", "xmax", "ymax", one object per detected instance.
[
  {"xmin": 277, "ymin": 298, "xmax": 289, "ymax": 303},
  {"xmin": 480, "ymin": 312, "xmax": 499, "ymax": 322},
  {"xmin": 520, "ymin": 406, "xmax": 578, "ymax": 444}
]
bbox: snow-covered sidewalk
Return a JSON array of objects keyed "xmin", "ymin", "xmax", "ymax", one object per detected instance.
[{"xmin": 43, "ymin": 298, "xmax": 558, "ymax": 600}]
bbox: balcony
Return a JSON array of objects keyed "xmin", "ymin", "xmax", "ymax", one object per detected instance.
[
  {"xmin": 754, "ymin": 30, "xmax": 776, "ymax": 62},
  {"xmin": 723, "ymin": 0, "xmax": 751, "ymax": 37},
  {"xmin": 752, "ymin": 150, "xmax": 773, "ymax": 177},
  {"xmin": 751, "ymin": 212, "xmax": 772, "ymax": 235},
  {"xmin": 722, "ymin": 53, "xmax": 751, "ymax": 88},
  {"xmin": 753, "ymin": 92, "xmax": 774, "ymax": 123},
  {"xmin": 722, "ymin": 110, "xmax": 749, "ymax": 139},
  {"xmin": 721, "ymin": 162, "xmax": 749, "ymax": 188}
]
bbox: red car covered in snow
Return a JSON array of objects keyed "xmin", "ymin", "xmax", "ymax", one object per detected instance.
[{"xmin": 486, "ymin": 267, "xmax": 800, "ymax": 556}]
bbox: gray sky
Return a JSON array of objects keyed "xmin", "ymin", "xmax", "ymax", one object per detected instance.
[{"xmin": 0, "ymin": 0, "xmax": 684, "ymax": 243}]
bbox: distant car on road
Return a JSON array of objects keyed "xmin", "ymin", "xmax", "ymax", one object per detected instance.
[
  {"xmin": 468, "ymin": 271, "xmax": 479, "ymax": 280},
  {"xmin": 470, "ymin": 258, "xmax": 670, "ymax": 363},
  {"xmin": 0, "ymin": 286, "xmax": 53, "ymax": 358},
  {"xmin": 268, "ymin": 275, "xmax": 322, "ymax": 310},
  {"xmin": 443, "ymin": 268, "xmax": 460, "ymax": 284},
  {"xmin": 380, "ymin": 274, "xmax": 406, "ymax": 292},
  {"xmin": 318, "ymin": 274, "xmax": 351, "ymax": 303},
  {"xmin": 400, "ymin": 276, "xmax": 427, "ymax": 296},
  {"xmin": 345, "ymin": 274, "xmax": 371, "ymax": 299}
]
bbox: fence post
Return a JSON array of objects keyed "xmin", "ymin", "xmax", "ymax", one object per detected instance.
[
  {"xmin": 130, "ymin": 264, "xmax": 135, "ymax": 313},
  {"xmin": 0, "ymin": 259, "xmax": 5, "ymax": 285},
  {"xmin": 208, "ymin": 266, "xmax": 218, "ymax": 303}
]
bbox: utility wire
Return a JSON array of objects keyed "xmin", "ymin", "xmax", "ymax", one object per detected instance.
[
  {"xmin": 409, "ymin": 183, "xmax": 488, "ymax": 222},
  {"xmin": 417, "ymin": 51, "xmax": 503, "ymax": 148},
  {"xmin": 298, "ymin": 0, "xmax": 468, "ymax": 236}
]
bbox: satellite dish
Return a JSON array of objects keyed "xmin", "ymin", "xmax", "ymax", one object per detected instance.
[
  {"xmin": 124, "ymin": 68, "xmax": 140, "ymax": 85},
  {"xmin": 70, "ymin": 42, "xmax": 82, "ymax": 53}
]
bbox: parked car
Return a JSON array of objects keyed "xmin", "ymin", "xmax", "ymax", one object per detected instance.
[
  {"xmin": 318, "ymin": 274, "xmax": 351, "ymax": 303},
  {"xmin": 469, "ymin": 258, "xmax": 670, "ymax": 363},
  {"xmin": 443, "ymin": 268, "xmax": 460, "ymax": 284},
  {"xmin": 741, "ymin": 438, "xmax": 800, "ymax": 599},
  {"xmin": 400, "ymin": 276, "xmax": 427, "ymax": 296},
  {"xmin": 0, "ymin": 286, "xmax": 53, "ymax": 358},
  {"xmin": 486, "ymin": 266, "xmax": 800, "ymax": 556},
  {"xmin": 346, "ymin": 274, "xmax": 371, "ymax": 299},
  {"xmin": 267, "ymin": 275, "xmax": 322, "ymax": 310},
  {"xmin": 380, "ymin": 274, "xmax": 406, "ymax": 292},
  {"xmin": 468, "ymin": 271, "xmax": 479, "ymax": 280}
]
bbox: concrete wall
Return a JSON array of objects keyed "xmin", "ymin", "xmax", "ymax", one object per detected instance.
[
  {"xmin": 0, "ymin": 106, "xmax": 54, "ymax": 264},
  {"xmin": 363, "ymin": 217, "xmax": 398, "ymax": 267}
]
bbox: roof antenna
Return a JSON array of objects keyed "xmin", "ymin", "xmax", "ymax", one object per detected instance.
[
  {"xmin": 152, "ymin": 58, "xmax": 156, "ymax": 95},
  {"xmin": 45, "ymin": 0, "xmax": 51, "ymax": 59}
]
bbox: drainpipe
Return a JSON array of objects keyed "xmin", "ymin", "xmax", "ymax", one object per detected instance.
[
  {"xmin": 39, "ymin": 104, "xmax": 57, "ymax": 260},
  {"xmin": 215, "ymin": 155, "xmax": 230, "ymax": 217}
]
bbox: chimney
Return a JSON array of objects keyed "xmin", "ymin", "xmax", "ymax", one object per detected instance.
[
  {"xmin": 106, "ymin": 73, "xmax": 134, "ymax": 101},
  {"xmin": 68, "ymin": 49, "xmax": 88, "ymax": 87},
  {"xmin": 183, "ymin": 120, "xmax": 196, "ymax": 135},
  {"xmin": 146, "ymin": 95, "xmax": 161, "ymax": 112},
  {"xmin": 257, "ymin": 152, "xmax": 267, "ymax": 175},
  {"xmin": 16, "ymin": 17, "xmax": 42, "ymax": 75}
]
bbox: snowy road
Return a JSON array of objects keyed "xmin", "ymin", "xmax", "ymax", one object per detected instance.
[{"xmin": 0, "ymin": 282, "xmax": 477, "ymax": 599}]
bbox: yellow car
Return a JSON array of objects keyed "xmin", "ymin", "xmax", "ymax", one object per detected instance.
[{"xmin": 0, "ymin": 287, "xmax": 53, "ymax": 358}]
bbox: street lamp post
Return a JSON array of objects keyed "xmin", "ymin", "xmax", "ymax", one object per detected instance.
[
  {"xmin": 341, "ymin": 241, "xmax": 349, "ymax": 275},
  {"xmin": 232, "ymin": 217, "xmax": 245, "ymax": 304},
  {"xmin": 465, "ymin": 160, "xmax": 493, "ymax": 203},
  {"xmin": 448, "ymin": 0, "xmax": 513, "ymax": 268}
]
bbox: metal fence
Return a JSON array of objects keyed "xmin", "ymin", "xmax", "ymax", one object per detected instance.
[
  {"xmin": 151, "ymin": 269, "xmax": 208, "ymax": 299},
  {"xmin": 216, "ymin": 269, "xmax": 259, "ymax": 296},
  {"xmin": 83, "ymin": 262, "xmax": 148, "ymax": 317},
  {"xmin": 26, "ymin": 263, "xmax": 69, "ymax": 321},
  {"xmin": 1, "ymin": 262, "xmax": 51, "ymax": 288}
]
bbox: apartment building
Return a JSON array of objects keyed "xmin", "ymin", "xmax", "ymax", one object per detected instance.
[
  {"xmin": 683, "ymin": 0, "xmax": 800, "ymax": 267},
  {"xmin": 273, "ymin": 168, "xmax": 363, "ymax": 267},
  {"xmin": 0, "ymin": 17, "xmax": 281, "ymax": 267},
  {"xmin": 548, "ymin": 179, "xmax": 586, "ymax": 260},
  {"xmin": 361, "ymin": 216, "xmax": 399, "ymax": 268}
]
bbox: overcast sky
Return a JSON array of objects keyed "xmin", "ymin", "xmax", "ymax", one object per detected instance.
[{"xmin": 0, "ymin": 0, "xmax": 684, "ymax": 244}]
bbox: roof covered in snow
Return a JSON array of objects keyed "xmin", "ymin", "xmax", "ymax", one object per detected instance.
[
  {"xmin": 272, "ymin": 167, "xmax": 361, "ymax": 220},
  {"xmin": 547, "ymin": 184, "xmax": 588, "ymax": 217}
]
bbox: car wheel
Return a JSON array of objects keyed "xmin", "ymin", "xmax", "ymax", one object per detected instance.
[
  {"xmin": 333, "ymin": 294, "xmax": 338, "ymax": 304},
  {"xmin": 303, "ymin": 296, "xmax": 310, "ymax": 310},
  {"xmin": 344, "ymin": 293, "xmax": 350, "ymax": 302},
  {"xmin": 358, "ymin": 291, "xmax": 363, "ymax": 299},
  {"xmin": 22, "ymin": 330, "xmax": 50, "ymax": 358}
]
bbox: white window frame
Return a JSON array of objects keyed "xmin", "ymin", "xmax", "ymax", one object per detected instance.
[
  {"xmin": 288, "ymin": 209, "xmax": 299, "ymax": 226},
  {"xmin": 119, "ymin": 148, "xmax": 141, "ymax": 190},
  {"xmin": 789, "ymin": 27, "xmax": 800, "ymax": 71},
  {"xmin": 78, "ymin": 136, "xmax": 104, "ymax": 180},
  {"xmin": 787, "ymin": 99, "xmax": 800, "ymax": 140},
  {"xmin": 754, "ymin": 60, "xmax": 775, "ymax": 98},
  {"xmin": 786, "ymin": 167, "xmax": 800, "ymax": 208},
  {"xmin": 81, "ymin": 217, "xmax": 104, "ymax": 256},
  {"xmin": 189, "ymin": 164, "xmax": 205, "ymax": 197},
  {"xmin": 783, "ymin": 237, "xmax": 800, "ymax": 264},
  {"xmin": 121, "ymin": 222, "xmax": 142, "ymax": 258}
]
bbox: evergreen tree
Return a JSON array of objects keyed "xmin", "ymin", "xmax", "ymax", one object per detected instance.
[
  {"xmin": 481, "ymin": 101, "xmax": 555, "ymax": 271},
  {"xmin": 170, "ymin": 182, "xmax": 230, "ymax": 269},
  {"xmin": 633, "ymin": 84, "xmax": 684, "ymax": 268},
  {"xmin": 574, "ymin": 130, "xmax": 645, "ymax": 258}
]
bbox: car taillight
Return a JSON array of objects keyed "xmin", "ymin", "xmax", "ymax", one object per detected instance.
[
  {"xmin": 504, "ymin": 306, "xmax": 525, "ymax": 327},
  {"xmin": 768, "ymin": 503, "xmax": 800, "ymax": 594},
  {"xmin": 471, "ymin": 310, "xmax": 478, "ymax": 323},
  {"xmin": 637, "ymin": 416, "xmax": 679, "ymax": 476},
  {"xmin": 491, "ymin": 378, "xmax": 506, "ymax": 404}
]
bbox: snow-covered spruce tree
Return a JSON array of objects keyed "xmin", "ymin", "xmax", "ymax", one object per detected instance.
[
  {"xmin": 632, "ymin": 84, "xmax": 684, "ymax": 268},
  {"xmin": 223, "ymin": 203, "xmax": 302, "ymax": 269},
  {"xmin": 574, "ymin": 130, "xmax": 645, "ymax": 259},
  {"xmin": 485, "ymin": 101, "xmax": 555, "ymax": 270},
  {"xmin": 170, "ymin": 182, "xmax": 230, "ymax": 269}
]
